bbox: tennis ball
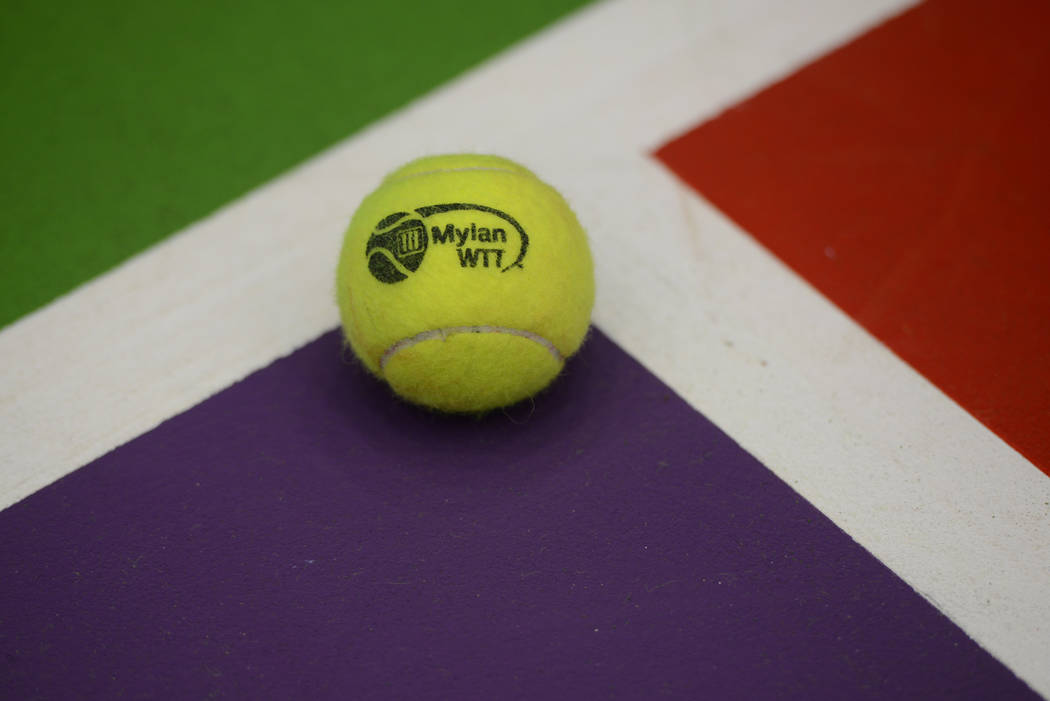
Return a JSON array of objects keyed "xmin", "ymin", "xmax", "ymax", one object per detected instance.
[{"xmin": 336, "ymin": 154, "xmax": 594, "ymax": 413}]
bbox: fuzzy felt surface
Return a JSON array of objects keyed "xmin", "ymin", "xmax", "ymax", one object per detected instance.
[
  {"xmin": 336, "ymin": 155, "xmax": 595, "ymax": 412},
  {"xmin": 384, "ymin": 328, "xmax": 567, "ymax": 412}
]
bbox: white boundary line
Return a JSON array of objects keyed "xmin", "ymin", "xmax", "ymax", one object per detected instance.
[{"xmin": 2, "ymin": 0, "xmax": 1047, "ymax": 694}]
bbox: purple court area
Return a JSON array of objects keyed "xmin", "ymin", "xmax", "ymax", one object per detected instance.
[{"xmin": 0, "ymin": 329, "xmax": 1036, "ymax": 699}]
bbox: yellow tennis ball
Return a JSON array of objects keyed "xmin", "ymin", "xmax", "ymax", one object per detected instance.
[{"xmin": 336, "ymin": 154, "xmax": 595, "ymax": 412}]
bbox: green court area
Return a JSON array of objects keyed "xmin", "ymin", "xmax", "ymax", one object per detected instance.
[{"xmin": 0, "ymin": 0, "xmax": 591, "ymax": 328}]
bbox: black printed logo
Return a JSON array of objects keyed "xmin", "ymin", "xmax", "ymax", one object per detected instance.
[{"xmin": 365, "ymin": 203, "xmax": 529, "ymax": 284}]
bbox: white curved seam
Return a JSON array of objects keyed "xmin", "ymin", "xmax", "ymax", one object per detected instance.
[
  {"xmin": 380, "ymin": 326, "xmax": 563, "ymax": 370},
  {"xmin": 386, "ymin": 166, "xmax": 522, "ymax": 184}
]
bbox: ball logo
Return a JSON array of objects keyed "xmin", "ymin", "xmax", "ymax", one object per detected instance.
[{"xmin": 365, "ymin": 203, "xmax": 529, "ymax": 284}]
